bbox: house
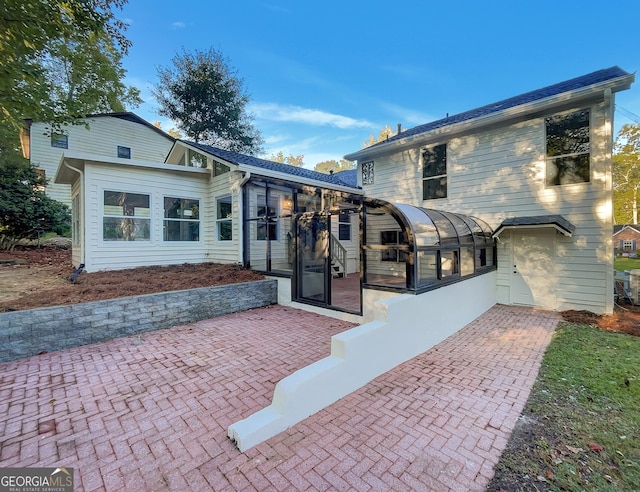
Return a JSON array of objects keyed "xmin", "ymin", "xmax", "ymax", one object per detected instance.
[
  {"xmin": 41, "ymin": 66, "xmax": 634, "ymax": 321},
  {"xmin": 614, "ymin": 224, "xmax": 640, "ymax": 254},
  {"xmin": 21, "ymin": 113, "xmax": 176, "ymax": 206},
  {"xmin": 53, "ymin": 135, "xmax": 365, "ymax": 314},
  {"xmin": 345, "ymin": 66, "xmax": 635, "ymax": 315}
]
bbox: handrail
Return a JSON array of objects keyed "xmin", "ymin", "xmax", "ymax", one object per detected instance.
[{"xmin": 330, "ymin": 233, "xmax": 347, "ymax": 273}]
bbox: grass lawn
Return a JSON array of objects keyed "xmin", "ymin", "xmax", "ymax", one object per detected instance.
[
  {"xmin": 487, "ymin": 323, "xmax": 640, "ymax": 491},
  {"xmin": 615, "ymin": 256, "xmax": 640, "ymax": 272}
]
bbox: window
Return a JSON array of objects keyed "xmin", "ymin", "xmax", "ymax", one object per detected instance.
[
  {"xmin": 103, "ymin": 191, "xmax": 150, "ymax": 241},
  {"xmin": 51, "ymin": 133, "xmax": 68, "ymax": 149},
  {"xmin": 117, "ymin": 146, "xmax": 131, "ymax": 159},
  {"xmin": 187, "ymin": 149, "xmax": 207, "ymax": 168},
  {"xmin": 72, "ymin": 194, "xmax": 80, "ymax": 245},
  {"xmin": 164, "ymin": 197, "xmax": 200, "ymax": 241},
  {"xmin": 546, "ymin": 109, "xmax": 590, "ymax": 186},
  {"xmin": 214, "ymin": 160, "xmax": 230, "ymax": 176},
  {"xmin": 257, "ymin": 195, "xmax": 278, "ymax": 240},
  {"xmin": 217, "ymin": 196, "xmax": 232, "ymax": 241},
  {"xmin": 338, "ymin": 214, "xmax": 351, "ymax": 241},
  {"xmin": 362, "ymin": 161, "xmax": 374, "ymax": 185},
  {"xmin": 422, "ymin": 143, "xmax": 447, "ymax": 199},
  {"xmin": 381, "ymin": 230, "xmax": 406, "ymax": 262},
  {"xmin": 623, "ymin": 240, "xmax": 634, "ymax": 251}
]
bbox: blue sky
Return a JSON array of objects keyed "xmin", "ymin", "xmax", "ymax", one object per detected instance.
[{"xmin": 119, "ymin": 0, "xmax": 640, "ymax": 168}]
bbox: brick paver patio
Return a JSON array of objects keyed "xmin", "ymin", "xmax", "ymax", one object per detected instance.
[{"xmin": 0, "ymin": 303, "xmax": 559, "ymax": 491}]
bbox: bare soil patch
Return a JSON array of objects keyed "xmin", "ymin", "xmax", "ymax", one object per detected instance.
[{"xmin": 0, "ymin": 245, "xmax": 264, "ymax": 312}]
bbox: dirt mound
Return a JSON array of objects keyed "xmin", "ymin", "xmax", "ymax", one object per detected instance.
[{"xmin": 561, "ymin": 305, "xmax": 640, "ymax": 337}]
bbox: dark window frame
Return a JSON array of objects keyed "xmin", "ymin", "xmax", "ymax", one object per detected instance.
[
  {"xmin": 117, "ymin": 145, "xmax": 131, "ymax": 159},
  {"xmin": 545, "ymin": 109, "xmax": 591, "ymax": 186},
  {"xmin": 51, "ymin": 133, "xmax": 68, "ymax": 149},
  {"xmin": 422, "ymin": 143, "xmax": 447, "ymax": 200}
]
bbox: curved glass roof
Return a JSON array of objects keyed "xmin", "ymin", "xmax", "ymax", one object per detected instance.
[{"xmin": 385, "ymin": 201, "xmax": 493, "ymax": 248}]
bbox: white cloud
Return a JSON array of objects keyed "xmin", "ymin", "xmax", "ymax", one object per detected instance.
[
  {"xmin": 250, "ymin": 103, "xmax": 374, "ymax": 129},
  {"xmin": 380, "ymin": 102, "xmax": 435, "ymax": 126},
  {"xmin": 171, "ymin": 21, "xmax": 186, "ymax": 29}
]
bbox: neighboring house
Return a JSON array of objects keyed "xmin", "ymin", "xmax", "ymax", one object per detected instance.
[
  {"xmin": 614, "ymin": 224, "xmax": 640, "ymax": 253},
  {"xmin": 21, "ymin": 113, "xmax": 175, "ymax": 206},
  {"xmin": 345, "ymin": 66, "xmax": 635, "ymax": 315}
]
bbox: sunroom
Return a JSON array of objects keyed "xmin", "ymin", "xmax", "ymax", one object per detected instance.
[{"xmin": 362, "ymin": 199, "xmax": 496, "ymax": 293}]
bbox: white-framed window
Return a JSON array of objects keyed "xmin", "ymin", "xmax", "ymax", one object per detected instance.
[
  {"xmin": 164, "ymin": 196, "xmax": 200, "ymax": 241},
  {"xmin": 51, "ymin": 133, "xmax": 68, "ymax": 149},
  {"xmin": 338, "ymin": 214, "xmax": 351, "ymax": 241},
  {"xmin": 623, "ymin": 240, "xmax": 634, "ymax": 251},
  {"xmin": 362, "ymin": 161, "xmax": 374, "ymax": 185},
  {"xmin": 103, "ymin": 191, "xmax": 150, "ymax": 241},
  {"xmin": 72, "ymin": 194, "xmax": 80, "ymax": 245},
  {"xmin": 217, "ymin": 196, "xmax": 232, "ymax": 241},
  {"xmin": 545, "ymin": 108, "xmax": 590, "ymax": 186},
  {"xmin": 117, "ymin": 145, "xmax": 131, "ymax": 159},
  {"xmin": 422, "ymin": 143, "xmax": 447, "ymax": 200}
]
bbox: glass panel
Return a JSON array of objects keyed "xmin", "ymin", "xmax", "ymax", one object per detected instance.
[
  {"xmin": 460, "ymin": 247, "xmax": 475, "ymax": 275},
  {"xmin": 546, "ymin": 154, "xmax": 590, "ymax": 185},
  {"xmin": 214, "ymin": 160, "xmax": 230, "ymax": 176},
  {"xmin": 164, "ymin": 220, "xmax": 199, "ymax": 241},
  {"xmin": 298, "ymin": 214, "xmax": 328, "ymax": 302},
  {"xmin": 440, "ymin": 250, "xmax": 459, "ymax": 278},
  {"xmin": 187, "ymin": 149, "xmax": 207, "ymax": 168},
  {"xmin": 51, "ymin": 134, "xmax": 68, "ymax": 149},
  {"xmin": 164, "ymin": 197, "xmax": 199, "ymax": 219},
  {"xmin": 365, "ymin": 249, "xmax": 406, "ymax": 287},
  {"xmin": 103, "ymin": 217, "xmax": 150, "ymax": 241},
  {"xmin": 440, "ymin": 211, "xmax": 473, "ymax": 244},
  {"xmin": 297, "ymin": 191, "xmax": 321, "ymax": 213},
  {"xmin": 417, "ymin": 250, "xmax": 438, "ymax": 287},
  {"xmin": 117, "ymin": 146, "xmax": 131, "ymax": 159},
  {"xmin": 425, "ymin": 209, "xmax": 458, "ymax": 246},
  {"xmin": 546, "ymin": 109, "xmax": 590, "ymax": 157},
  {"xmin": 423, "ymin": 176, "xmax": 447, "ymax": 200},
  {"xmin": 391, "ymin": 203, "xmax": 439, "ymax": 247},
  {"xmin": 476, "ymin": 247, "xmax": 494, "ymax": 268},
  {"xmin": 422, "ymin": 144, "xmax": 446, "ymax": 177}
]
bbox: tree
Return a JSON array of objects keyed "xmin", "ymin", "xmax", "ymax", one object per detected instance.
[
  {"xmin": 0, "ymin": 0, "xmax": 134, "ymax": 132},
  {"xmin": 0, "ymin": 128, "xmax": 70, "ymax": 250},
  {"xmin": 153, "ymin": 121, "xmax": 183, "ymax": 139},
  {"xmin": 44, "ymin": 30, "xmax": 141, "ymax": 116},
  {"xmin": 362, "ymin": 124, "xmax": 397, "ymax": 148},
  {"xmin": 153, "ymin": 48, "xmax": 263, "ymax": 155},
  {"xmin": 613, "ymin": 124, "xmax": 640, "ymax": 224},
  {"xmin": 313, "ymin": 159, "xmax": 355, "ymax": 174},
  {"xmin": 269, "ymin": 151, "xmax": 304, "ymax": 167}
]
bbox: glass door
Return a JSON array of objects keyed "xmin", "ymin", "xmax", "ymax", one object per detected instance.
[{"xmin": 296, "ymin": 213, "xmax": 329, "ymax": 303}]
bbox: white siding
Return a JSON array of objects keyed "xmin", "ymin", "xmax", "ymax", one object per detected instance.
[
  {"xmin": 30, "ymin": 117, "xmax": 174, "ymax": 206},
  {"xmin": 82, "ymin": 162, "xmax": 209, "ymax": 272},
  {"xmin": 361, "ymin": 99, "xmax": 614, "ymax": 313},
  {"xmin": 208, "ymin": 171, "xmax": 242, "ymax": 264}
]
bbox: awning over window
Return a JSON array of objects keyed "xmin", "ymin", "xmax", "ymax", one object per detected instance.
[{"xmin": 492, "ymin": 215, "xmax": 575, "ymax": 238}]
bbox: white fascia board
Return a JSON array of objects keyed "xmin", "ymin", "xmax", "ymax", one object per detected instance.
[
  {"xmin": 55, "ymin": 150, "xmax": 210, "ymax": 183},
  {"xmin": 345, "ymin": 73, "xmax": 636, "ymax": 162}
]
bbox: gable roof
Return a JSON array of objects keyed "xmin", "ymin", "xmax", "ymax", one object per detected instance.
[
  {"xmin": 614, "ymin": 224, "xmax": 640, "ymax": 236},
  {"xmin": 345, "ymin": 66, "xmax": 634, "ymax": 161},
  {"xmin": 182, "ymin": 141, "xmax": 360, "ymax": 190}
]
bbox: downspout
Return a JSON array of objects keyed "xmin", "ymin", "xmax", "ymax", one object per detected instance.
[
  {"xmin": 63, "ymin": 162, "xmax": 85, "ymax": 268},
  {"xmin": 237, "ymin": 171, "xmax": 251, "ymax": 265}
]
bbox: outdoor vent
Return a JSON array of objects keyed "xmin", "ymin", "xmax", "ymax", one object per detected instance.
[{"xmin": 628, "ymin": 269, "xmax": 640, "ymax": 305}]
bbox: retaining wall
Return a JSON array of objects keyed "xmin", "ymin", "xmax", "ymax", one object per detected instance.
[{"xmin": 0, "ymin": 279, "xmax": 277, "ymax": 363}]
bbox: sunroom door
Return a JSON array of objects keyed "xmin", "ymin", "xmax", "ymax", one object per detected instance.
[{"xmin": 296, "ymin": 213, "xmax": 329, "ymax": 303}]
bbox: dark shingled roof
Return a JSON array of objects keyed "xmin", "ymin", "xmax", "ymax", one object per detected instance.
[
  {"xmin": 367, "ymin": 66, "xmax": 631, "ymax": 149},
  {"xmin": 182, "ymin": 141, "xmax": 360, "ymax": 190},
  {"xmin": 493, "ymin": 215, "xmax": 576, "ymax": 237}
]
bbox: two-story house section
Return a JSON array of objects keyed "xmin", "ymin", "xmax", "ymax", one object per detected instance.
[
  {"xmin": 345, "ymin": 67, "xmax": 635, "ymax": 315},
  {"xmin": 21, "ymin": 113, "xmax": 175, "ymax": 206}
]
